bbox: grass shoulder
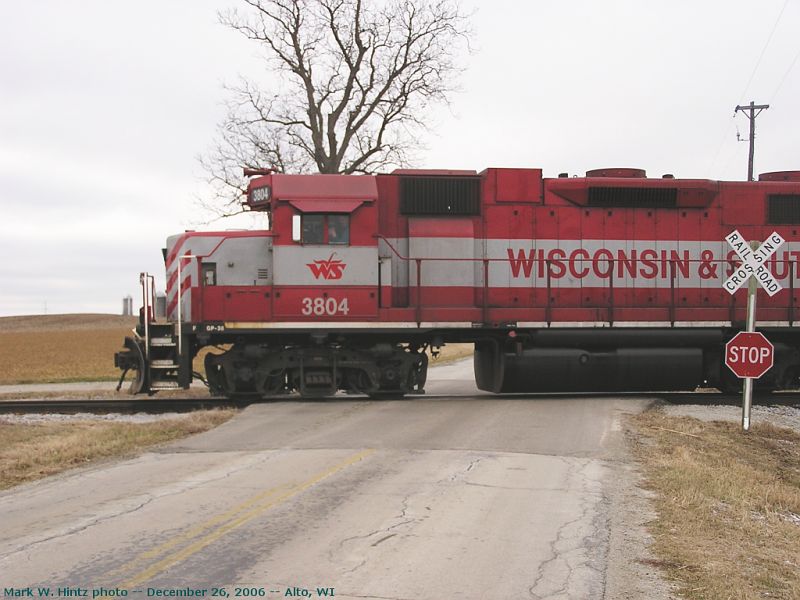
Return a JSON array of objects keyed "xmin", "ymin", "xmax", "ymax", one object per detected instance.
[
  {"xmin": 0, "ymin": 409, "xmax": 235, "ymax": 490},
  {"xmin": 629, "ymin": 409, "xmax": 800, "ymax": 600}
]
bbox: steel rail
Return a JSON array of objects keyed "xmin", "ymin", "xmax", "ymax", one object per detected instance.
[{"xmin": 2, "ymin": 391, "xmax": 797, "ymax": 415}]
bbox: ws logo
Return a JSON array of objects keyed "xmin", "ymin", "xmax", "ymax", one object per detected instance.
[{"xmin": 307, "ymin": 253, "xmax": 347, "ymax": 280}]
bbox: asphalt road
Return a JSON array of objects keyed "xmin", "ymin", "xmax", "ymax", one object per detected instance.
[{"xmin": 0, "ymin": 359, "xmax": 660, "ymax": 600}]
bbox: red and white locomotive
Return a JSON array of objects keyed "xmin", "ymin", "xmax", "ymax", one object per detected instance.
[{"xmin": 115, "ymin": 166, "xmax": 800, "ymax": 397}]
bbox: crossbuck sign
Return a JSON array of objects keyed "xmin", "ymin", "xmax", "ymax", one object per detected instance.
[{"xmin": 723, "ymin": 230, "xmax": 786, "ymax": 297}]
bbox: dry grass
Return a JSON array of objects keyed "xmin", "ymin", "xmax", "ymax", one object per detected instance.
[
  {"xmin": 0, "ymin": 314, "xmax": 136, "ymax": 385},
  {"xmin": 630, "ymin": 410, "xmax": 800, "ymax": 600},
  {"xmin": 428, "ymin": 342, "xmax": 473, "ymax": 365},
  {"xmin": 0, "ymin": 409, "xmax": 235, "ymax": 490}
]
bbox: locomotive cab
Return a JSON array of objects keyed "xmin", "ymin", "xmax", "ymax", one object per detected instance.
[{"xmin": 266, "ymin": 173, "xmax": 380, "ymax": 320}]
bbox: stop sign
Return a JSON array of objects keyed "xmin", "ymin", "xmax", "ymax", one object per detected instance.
[{"xmin": 725, "ymin": 332, "xmax": 774, "ymax": 379}]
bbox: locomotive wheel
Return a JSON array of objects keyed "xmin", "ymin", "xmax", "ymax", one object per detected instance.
[
  {"xmin": 257, "ymin": 369, "xmax": 286, "ymax": 396},
  {"xmin": 367, "ymin": 355, "xmax": 426, "ymax": 399},
  {"xmin": 347, "ymin": 369, "xmax": 379, "ymax": 396},
  {"xmin": 115, "ymin": 337, "xmax": 147, "ymax": 395},
  {"xmin": 204, "ymin": 353, "xmax": 230, "ymax": 397}
]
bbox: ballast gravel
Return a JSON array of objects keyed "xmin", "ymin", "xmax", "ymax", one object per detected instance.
[
  {"xmin": 0, "ymin": 412, "xmax": 190, "ymax": 424},
  {"xmin": 661, "ymin": 403, "xmax": 800, "ymax": 433}
]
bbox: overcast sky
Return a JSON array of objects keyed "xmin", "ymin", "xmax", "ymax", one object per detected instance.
[{"xmin": 1, "ymin": 0, "xmax": 798, "ymax": 316}]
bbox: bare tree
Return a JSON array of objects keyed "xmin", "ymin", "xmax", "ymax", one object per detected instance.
[{"xmin": 199, "ymin": 0, "xmax": 471, "ymax": 215}]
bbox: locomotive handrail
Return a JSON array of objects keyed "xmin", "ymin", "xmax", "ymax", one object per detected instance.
[
  {"xmin": 176, "ymin": 254, "xmax": 200, "ymax": 356},
  {"xmin": 375, "ymin": 236, "xmax": 796, "ymax": 325},
  {"xmin": 139, "ymin": 272, "xmax": 155, "ymax": 358},
  {"xmin": 377, "ymin": 235, "xmax": 521, "ymax": 263}
]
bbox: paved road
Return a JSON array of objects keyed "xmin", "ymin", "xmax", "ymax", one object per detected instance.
[{"xmin": 0, "ymin": 360, "xmax": 660, "ymax": 599}]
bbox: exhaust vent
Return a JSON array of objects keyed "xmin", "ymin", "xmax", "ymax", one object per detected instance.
[
  {"xmin": 400, "ymin": 176, "xmax": 481, "ymax": 216},
  {"xmin": 768, "ymin": 194, "xmax": 800, "ymax": 224},
  {"xmin": 588, "ymin": 187, "xmax": 677, "ymax": 208}
]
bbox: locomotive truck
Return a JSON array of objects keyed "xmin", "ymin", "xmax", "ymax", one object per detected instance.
[{"xmin": 115, "ymin": 166, "xmax": 800, "ymax": 398}]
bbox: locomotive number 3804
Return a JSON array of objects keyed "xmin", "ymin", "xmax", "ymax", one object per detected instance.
[{"xmin": 300, "ymin": 297, "xmax": 350, "ymax": 316}]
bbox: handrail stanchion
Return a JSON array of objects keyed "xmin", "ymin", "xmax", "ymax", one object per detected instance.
[
  {"xmin": 609, "ymin": 258, "xmax": 615, "ymax": 326},
  {"xmin": 177, "ymin": 259, "xmax": 182, "ymax": 356},
  {"xmin": 415, "ymin": 259, "xmax": 422, "ymax": 327},
  {"xmin": 669, "ymin": 260, "xmax": 676, "ymax": 326},
  {"xmin": 790, "ymin": 260, "xmax": 795, "ymax": 326},
  {"xmin": 141, "ymin": 273, "xmax": 150, "ymax": 359},
  {"xmin": 176, "ymin": 254, "xmax": 192, "ymax": 356},
  {"xmin": 546, "ymin": 259, "xmax": 552, "ymax": 326},
  {"xmin": 196, "ymin": 256, "xmax": 204, "ymax": 323},
  {"xmin": 149, "ymin": 274, "xmax": 156, "ymax": 322},
  {"xmin": 483, "ymin": 259, "xmax": 489, "ymax": 325}
]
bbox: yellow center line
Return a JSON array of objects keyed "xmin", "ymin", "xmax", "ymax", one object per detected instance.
[
  {"xmin": 117, "ymin": 449, "xmax": 374, "ymax": 589},
  {"xmin": 106, "ymin": 482, "xmax": 291, "ymax": 581}
]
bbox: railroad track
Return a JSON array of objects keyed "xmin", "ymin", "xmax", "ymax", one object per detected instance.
[{"xmin": 1, "ymin": 390, "xmax": 798, "ymax": 415}]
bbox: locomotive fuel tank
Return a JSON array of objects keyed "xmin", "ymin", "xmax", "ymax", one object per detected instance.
[{"xmin": 475, "ymin": 341, "xmax": 705, "ymax": 393}]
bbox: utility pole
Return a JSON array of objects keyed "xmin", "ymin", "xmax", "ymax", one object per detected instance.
[{"xmin": 734, "ymin": 101, "xmax": 769, "ymax": 181}]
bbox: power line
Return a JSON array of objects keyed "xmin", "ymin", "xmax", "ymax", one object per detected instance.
[
  {"xmin": 769, "ymin": 44, "xmax": 800, "ymax": 103},
  {"xmin": 707, "ymin": 117, "xmax": 736, "ymax": 174},
  {"xmin": 739, "ymin": 0, "xmax": 790, "ymax": 101},
  {"xmin": 710, "ymin": 1, "xmax": 788, "ymax": 175}
]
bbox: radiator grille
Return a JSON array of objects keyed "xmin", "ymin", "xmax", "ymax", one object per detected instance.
[
  {"xmin": 400, "ymin": 176, "xmax": 481, "ymax": 216},
  {"xmin": 588, "ymin": 187, "xmax": 677, "ymax": 208},
  {"xmin": 257, "ymin": 268, "xmax": 270, "ymax": 280},
  {"xmin": 768, "ymin": 194, "xmax": 800, "ymax": 224}
]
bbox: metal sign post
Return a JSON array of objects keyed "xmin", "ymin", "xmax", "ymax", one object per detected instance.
[
  {"xmin": 742, "ymin": 252, "xmax": 758, "ymax": 431},
  {"xmin": 723, "ymin": 230, "xmax": 785, "ymax": 431}
]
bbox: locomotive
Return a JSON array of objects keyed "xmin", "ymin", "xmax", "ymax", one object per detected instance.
[{"xmin": 115, "ymin": 166, "xmax": 800, "ymax": 398}]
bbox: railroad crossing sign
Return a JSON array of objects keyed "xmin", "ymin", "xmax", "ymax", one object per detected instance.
[
  {"xmin": 721, "ymin": 230, "xmax": 785, "ymax": 432},
  {"xmin": 725, "ymin": 331, "xmax": 775, "ymax": 379},
  {"xmin": 723, "ymin": 230, "xmax": 785, "ymax": 297}
]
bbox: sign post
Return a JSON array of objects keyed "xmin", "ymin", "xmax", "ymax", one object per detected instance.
[{"xmin": 723, "ymin": 230, "xmax": 785, "ymax": 431}]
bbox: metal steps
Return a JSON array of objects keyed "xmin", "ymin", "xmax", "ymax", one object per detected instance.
[
  {"xmin": 150, "ymin": 359, "xmax": 178, "ymax": 368},
  {"xmin": 145, "ymin": 324, "xmax": 181, "ymax": 392},
  {"xmin": 150, "ymin": 381, "xmax": 180, "ymax": 390}
]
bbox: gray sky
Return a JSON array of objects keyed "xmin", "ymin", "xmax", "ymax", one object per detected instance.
[{"xmin": 1, "ymin": 0, "xmax": 798, "ymax": 316}]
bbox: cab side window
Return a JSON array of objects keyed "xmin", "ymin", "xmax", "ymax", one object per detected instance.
[
  {"xmin": 300, "ymin": 214, "xmax": 349, "ymax": 245},
  {"xmin": 302, "ymin": 215, "xmax": 325, "ymax": 244},
  {"xmin": 328, "ymin": 215, "xmax": 349, "ymax": 245}
]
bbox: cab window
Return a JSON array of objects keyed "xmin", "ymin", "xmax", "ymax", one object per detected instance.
[
  {"xmin": 328, "ymin": 215, "xmax": 349, "ymax": 245},
  {"xmin": 301, "ymin": 215, "xmax": 325, "ymax": 244},
  {"xmin": 300, "ymin": 214, "xmax": 349, "ymax": 245}
]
